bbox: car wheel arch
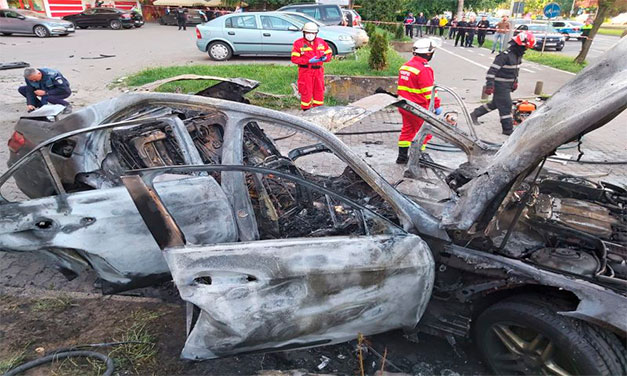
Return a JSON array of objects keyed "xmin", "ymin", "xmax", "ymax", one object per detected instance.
[
  {"xmin": 324, "ymin": 40, "xmax": 338, "ymax": 55},
  {"xmin": 33, "ymin": 24, "xmax": 51, "ymax": 37},
  {"xmin": 205, "ymin": 38, "xmax": 235, "ymax": 52}
]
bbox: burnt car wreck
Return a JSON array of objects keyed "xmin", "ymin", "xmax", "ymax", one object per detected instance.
[{"xmin": 1, "ymin": 38, "xmax": 626, "ymax": 375}]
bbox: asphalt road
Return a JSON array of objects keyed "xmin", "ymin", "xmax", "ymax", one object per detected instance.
[{"xmin": 541, "ymin": 33, "xmax": 621, "ymax": 60}]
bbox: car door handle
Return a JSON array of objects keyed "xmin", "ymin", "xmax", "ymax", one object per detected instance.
[
  {"xmin": 228, "ymin": 31, "xmax": 235, "ymax": 35},
  {"xmin": 263, "ymin": 33, "xmax": 271, "ymax": 37}
]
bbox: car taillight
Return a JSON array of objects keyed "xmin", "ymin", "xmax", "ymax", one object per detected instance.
[
  {"xmin": 8, "ymin": 131, "xmax": 25, "ymax": 153},
  {"xmin": 122, "ymin": 13, "xmax": 130, "ymax": 18},
  {"xmin": 196, "ymin": 27, "xmax": 202, "ymax": 39},
  {"xmin": 574, "ymin": 27, "xmax": 579, "ymax": 31}
]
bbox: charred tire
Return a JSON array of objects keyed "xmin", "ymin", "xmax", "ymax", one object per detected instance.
[
  {"xmin": 207, "ymin": 41, "xmax": 232, "ymax": 61},
  {"xmin": 33, "ymin": 25, "xmax": 50, "ymax": 38},
  {"xmin": 109, "ymin": 20, "xmax": 122, "ymax": 30},
  {"xmin": 474, "ymin": 295, "xmax": 627, "ymax": 376}
]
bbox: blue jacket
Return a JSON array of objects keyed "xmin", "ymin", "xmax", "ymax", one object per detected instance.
[{"xmin": 26, "ymin": 68, "xmax": 71, "ymax": 93}]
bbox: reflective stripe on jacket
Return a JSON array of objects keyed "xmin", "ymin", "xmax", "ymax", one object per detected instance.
[
  {"xmin": 291, "ymin": 37, "xmax": 332, "ymax": 66},
  {"xmin": 397, "ymin": 56, "xmax": 440, "ymax": 108}
]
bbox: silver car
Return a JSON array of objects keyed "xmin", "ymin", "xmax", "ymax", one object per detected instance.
[{"xmin": 0, "ymin": 8, "xmax": 75, "ymax": 37}]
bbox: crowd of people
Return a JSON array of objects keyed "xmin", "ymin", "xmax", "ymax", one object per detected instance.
[{"xmin": 404, "ymin": 13, "xmax": 515, "ymax": 52}]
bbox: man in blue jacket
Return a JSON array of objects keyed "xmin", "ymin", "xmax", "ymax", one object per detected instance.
[{"xmin": 19, "ymin": 67, "xmax": 72, "ymax": 113}]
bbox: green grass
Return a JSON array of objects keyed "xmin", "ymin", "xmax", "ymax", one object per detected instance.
[
  {"xmin": 108, "ymin": 310, "xmax": 160, "ymax": 373},
  {"xmin": 375, "ymin": 26, "xmax": 412, "ymax": 42},
  {"xmin": 478, "ymin": 37, "xmax": 587, "ymax": 73},
  {"xmin": 125, "ymin": 46, "xmax": 403, "ymax": 108},
  {"xmin": 32, "ymin": 295, "xmax": 74, "ymax": 312},
  {"xmin": 597, "ymin": 27, "xmax": 624, "ymax": 36},
  {"xmin": 0, "ymin": 349, "xmax": 27, "ymax": 374}
]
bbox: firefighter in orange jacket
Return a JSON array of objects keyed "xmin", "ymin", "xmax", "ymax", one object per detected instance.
[
  {"xmin": 396, "ymin": 38, "xmax": 441, "ymax": 164},
  {"xmin": 291, "ymin": 22, "xmax": 332, "ymax": 111}
]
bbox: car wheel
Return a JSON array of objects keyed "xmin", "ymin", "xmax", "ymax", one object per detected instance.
[
  {"xmin": 562, "ymin": 33, "xmax": 570, "ymax": 41},
  {"xmin": 1, "ymin": 32, "xmax": 13, "ymax": 36},
  {"xmin": 326, "ymin": 42, "xmax": 338, "ymax": 56},
  {"xmin": 77, "ymin": 25, "xmax": 88, "ymax": 29},
  {"xmin": 555, "ymin": 45, "xmax": 564, "ymax": 51},
  {"xmin": 33, "ymin": 25, "xmax": 50, "ymax": 38},
  {"xmin": 473, "ymin": 295, "xmax": 627, "ymax": 376},
  {"xmin": 208, "ymin": 41, "xmax": 232, "ymax": 61},
  {"xmin": 158, "ymin": 17, "xmax": 165, "ymax": 25},
  {"xmin": 109, "ymin": 20, "xmax": 122, "ymax": 30},
  {"xmin": 60, "ymin": 33, "xmax": 69, "ymax": 37},
  {"xmin": 134, "ymin": 24, "xmax": 142, "ymax": 28}
]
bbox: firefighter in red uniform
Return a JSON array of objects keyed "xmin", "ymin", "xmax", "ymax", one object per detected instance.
[
  {"xmin": 396, "ymin": 38, "xmax": 441, "ymax": 164},
  {"xmin": 291, "ymin": 22, "xmax": 333, "ymax": 111}
]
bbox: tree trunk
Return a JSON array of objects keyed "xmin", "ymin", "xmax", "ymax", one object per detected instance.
[
  {"xmin": 574, "ymin": 2, "xmax": 609, "ymax": 64},
  {"xmin": 457, "ymin": 0, "xmax": 464, "ymax": 19}
]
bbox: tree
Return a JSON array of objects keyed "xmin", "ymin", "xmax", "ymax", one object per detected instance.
[
  {"xmin": 574, "ymin": 0, "xmax": 627, "ymax": 63},
  {"xmin": 457, "ymin": 0, "xmax": 464, "ymax": 18},
  {"xmin": 369, "ymin": 32, "xmax": 389, "ymax": 70},
  {"xmin": 355, "ymin": 0, "xmax": 404, "ymax": 21}
]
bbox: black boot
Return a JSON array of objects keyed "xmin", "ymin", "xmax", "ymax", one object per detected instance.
[
  {"xmin": 470, "ymin": 110, "xmax": 480, "ymax": 126},
  {"xmin": 502, "ymin": 127, "xmax": 513, "ymax": 135},
  {"xmin": 396, "ymin": 147, "xmax": 409, "ymax": 164}
]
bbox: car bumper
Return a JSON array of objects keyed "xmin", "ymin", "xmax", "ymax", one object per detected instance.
[
  {"xmin": 134, "ymin": 20, "xmax": 144, "ymax": 26},
  {"xmin": 336, "ymin": 39, "xmax": 356, "ymax": 55},
  {"xmin": 49, "ymin": 25, "xmax": 75, "ymax": 35},
  {"xmin": 196, "ymin": 38, "xmax": 209, "ymax": 52},
  {"xmin": 569, "ymin": 32, "xmax": 582, "ymax": 38}
]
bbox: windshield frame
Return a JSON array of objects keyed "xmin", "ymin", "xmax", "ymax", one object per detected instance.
[{"xmin": 15, "ymin": 9, "xmax": 50, "ymax": 19}]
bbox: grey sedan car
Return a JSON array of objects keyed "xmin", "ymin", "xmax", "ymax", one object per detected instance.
[
  {"xmin": 0, "ymin": 9, "xmax": 75, "ymax": 37},
  {"xmin": 196, "ymin": 11, "xmax": 355, "ymax": 61}
]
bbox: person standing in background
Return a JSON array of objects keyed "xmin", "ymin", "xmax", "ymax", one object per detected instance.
[
  {"xmin": 430, "ymin": 15, "xmax": 439, "ymax": 35},
  {"xmin": 448, "ymin": 16, "xmax": 458, "ymax": 40},
  {"xmin": 415, "ymin": 12, "xmax": 426, "ymax": 37},
  {"xmin": 404, "ymin": 12, "xmax": 416, "ymax": 38},
  {"xmin": 455, "ymin": 16, "xmax": 467, "ymax": 47},
  {"xmin": 580, "ymin": 18, "xmax": 592, "ymax": 47},
  {"xmin": 465, "ymin": 15, "xmax": 477, "ymax": 47},
  {"xmin": 492, "ymin": 15, "xmax": 511, "ymax": 53},
  {"xmin": 477, "ymin": 15, "xmax": 490, "ymax": 47},
  {"xmin": 175, "ymin": 6, "xmax": 188, "ymax": 30},
  {"xmin": 439, "ymin": 15, "xmax": 448, "ymax": 37}
]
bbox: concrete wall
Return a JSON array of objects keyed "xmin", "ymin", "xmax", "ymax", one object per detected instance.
[{"xmin": 325, "ymin": 75, "xmax": 397, "ymax": 102}]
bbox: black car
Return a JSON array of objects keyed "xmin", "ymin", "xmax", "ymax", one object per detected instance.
[
  {"xmin": 63, "ymin": 7, "xmax": 143, "ymax": 30},
  {"xmin": 277, "ymin": 3, "xmax": 345, "ymax": 26},
  {"xmin": 158, "ymin": 9, "xmax": 204, "ymax": 26}
]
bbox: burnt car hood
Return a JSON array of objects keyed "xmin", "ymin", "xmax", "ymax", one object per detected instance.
[{"xmin": 442, "ymin": 37, "xmax": 627, "ymax": 230}]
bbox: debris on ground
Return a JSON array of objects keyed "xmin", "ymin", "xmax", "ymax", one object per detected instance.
[
  {"xmin": 80, "ymin": 54, "xmax": 116, "ymax": 60},
  {"xmin": 0, "ymin": 62, "xmax": 29, "ymax": 70}
]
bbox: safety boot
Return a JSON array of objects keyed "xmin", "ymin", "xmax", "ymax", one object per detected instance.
[
  {"xmin": 502, "ymin": 128, "xmax": 513, "ymax": 136},
  {"xmin": 396, "ymin": 147, "xmax": 409, "ymax": 164},
  {"xmin": 470, "ymin": 111, "xmax": 480, "ymax": 126}
]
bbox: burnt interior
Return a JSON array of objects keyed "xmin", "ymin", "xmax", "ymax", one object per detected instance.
[{"xmin": 70, "ymin": 105, "xmax": 400, "ymax": 240}]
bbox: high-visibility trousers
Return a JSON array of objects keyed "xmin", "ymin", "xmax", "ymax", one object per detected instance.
[
  {"xmin": 398, "ymin": 107, "xmax": 426, "ymax": 148},
  {"xmin": 298, "ymin": 67, "xmax": 325, "ymax": 110}
]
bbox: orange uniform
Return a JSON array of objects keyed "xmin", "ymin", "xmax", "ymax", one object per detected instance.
[
  {"xmin": 291, "ymin": 37, "xmax": 332, "ymax": 110},
  {"xmin": 397, "ymin": 55, "xmax": 440, "ymax": 149}
]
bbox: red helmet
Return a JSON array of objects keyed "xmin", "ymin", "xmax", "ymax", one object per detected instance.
[{"xmin": 513, "ymin": 30, "xmax": 536, "ymax": 48}]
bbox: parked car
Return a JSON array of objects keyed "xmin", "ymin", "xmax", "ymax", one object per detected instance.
[
  {"xmin": 158, "ymin": 8, "xmax": 204, "ymax": 26},
  {"xmin": 1, "ymin": 40, "xmax": 626, "ymax": 374},
  {"xmin": 552, "ymin": 20, "xmax": 583, "ymax": 40},
  {"xmin": 195, "ymin": 11, "xmax": 355, "ymax": 61},
  {"xmin": 62, "ymin": 7, "xmax": 142, "ymax": 30},
  {"xmin": 281, "ymin": 11, "xmax": 368, "ymax": 47},
  {"xmin": 515, "ymin": 23, "xmax": 565, "ymax": 50},
  {"xmin": 0, "ymin": 8, "xmax": 75, "ymax": 37},
  {"xmin": 277, "ymin": 3, "xmax": 345, "ymax": 26}
]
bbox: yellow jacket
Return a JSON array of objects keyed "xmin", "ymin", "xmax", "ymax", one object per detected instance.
[{"xmin": 439, "ymin": 18, "xmax": 448, "ymax": 27}]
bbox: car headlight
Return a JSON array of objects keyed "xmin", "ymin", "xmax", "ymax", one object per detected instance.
[{"xmin": 338, "ymin": 35, "xmax": 352, "ymax": 41}]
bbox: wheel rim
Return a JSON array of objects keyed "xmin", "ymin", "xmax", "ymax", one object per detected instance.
[
  {"xmin": 34, "ymin": 26, "xmax": 47, "ymax": 37},
  {"xmin": 484, "ymin": 323, "xmax": 579, "ymax": 375},
  {"xmin": 210, "ymin": 44, "xmax": 229, "ymax": 60},
  {"xmin": 111, "ymin": 21, "xmax": 121, "ymax": 29}
]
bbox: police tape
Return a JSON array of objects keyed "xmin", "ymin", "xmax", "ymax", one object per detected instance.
[{"xmin": 363, "ymin": 20, "xmax": 596, "ymax": 40}]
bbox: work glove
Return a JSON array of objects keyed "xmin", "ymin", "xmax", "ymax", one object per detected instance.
[
  {"xmin": 512, "ymin": 82, "xmax": 518, "ymax": 92},
  {"xmin": 484, "ymin": 86, "xmax": 494, "ymax": 95},
  {"xmin": 434, "ymin": 107, "xmax": 443, "ymax": 115},
  {"xmin": 309, "ymin": 57, "xmax": 321, "ymax": 64}
]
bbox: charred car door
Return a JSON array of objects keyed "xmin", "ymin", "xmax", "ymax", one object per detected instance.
[{"xmin": 122, "ymin": 165, "xmax": 435, "ymax": 360}]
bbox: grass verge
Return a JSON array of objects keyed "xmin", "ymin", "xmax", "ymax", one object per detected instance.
[
  {"xmin": 0, "ymin": 349, "xmax": 28, "ymax": 374},
  {"xmin": 32, "ymin": 295, "xmax": 74, "ymax": 312},
  {"xmin": 478, "ymin": 37, "xmax": 586, "ymax": 73},
  {"xmin": 597, "ymin": 27, "xmax": 624, "ymax": 37},
  {"xmin": 125, "ymin": 46, "xmax": 404, "ymax": 109},
  {"xmin": 375, "ymin": 26, "xmax": 412, "ymax": 42}
]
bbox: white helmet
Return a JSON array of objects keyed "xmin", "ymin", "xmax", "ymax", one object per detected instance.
[
  {"xmin": 412, "ymin": 38, "xmax": 439, "ymax": 54},
  {"xmin": 302, "ymin": 22, "xmax": 319, "ymax": 33}
]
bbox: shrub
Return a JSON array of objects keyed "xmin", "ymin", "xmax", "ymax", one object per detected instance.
[
  {"xmin": 395, "ymin": 23, "xmax": 404, "ymax": 40},
  {"xmin": 364, "ymin": 22, "xmax": 376, "ymax": 38},
  {"xmin": 368, "ymin": 32, "xmax": 388, "ymax": 71}
]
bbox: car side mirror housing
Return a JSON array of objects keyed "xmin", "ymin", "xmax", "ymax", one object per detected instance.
[
  {"xmin": 288, "ymin": 26, "xmax": 299, "ymax": 31},
  {"xmin": 18, "ymin": 15, "xmax": 26, "ymax": 20}
]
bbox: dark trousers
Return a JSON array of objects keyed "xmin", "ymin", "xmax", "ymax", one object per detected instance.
[
  {"xmin": 466, "ymin": 31, "xmax": 475, "ymax": 46},
  {"xmin": 405, "ymin": 24, "xmax": 413, "ymax": 38},
  {"xmin": 477, "ymin": 31, "xmax": 487, "ymax": 47},
  {"xmin": 416, "ymin": 24, "xmax": 424, "ymax": 37},
  {"xmin": 18, "ymin": 85, "xmax": 71, "ymax": 107},
  {"xmin": 177, "ymin": 18, "xmax": 186, "ymax": 30},
  {"xmin": 448, "ymin": 28, "xmax": 456, "ymax": 39},
  {"xmin": 471, "ymin": 81, "xmax": 514, "ymax": 133},
  {"xmin": 455, "ymin": 31, "xmax": 466, "ymax": 46},
  {"xmin": 439, "ymin": 26, "xmax": 444, "ymax": 36}
]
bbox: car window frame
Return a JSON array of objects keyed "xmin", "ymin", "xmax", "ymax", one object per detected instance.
[
  {"xmin": 225, "ymin": 14, "xmax": 258, "ymax": 29},
  {"xmin": 322, "ymin": 5, "xmax": 342, "ymax": 23},
  {"xmin": 260, "ymin": 15, "xmax": 297, "ymax": 31}
]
